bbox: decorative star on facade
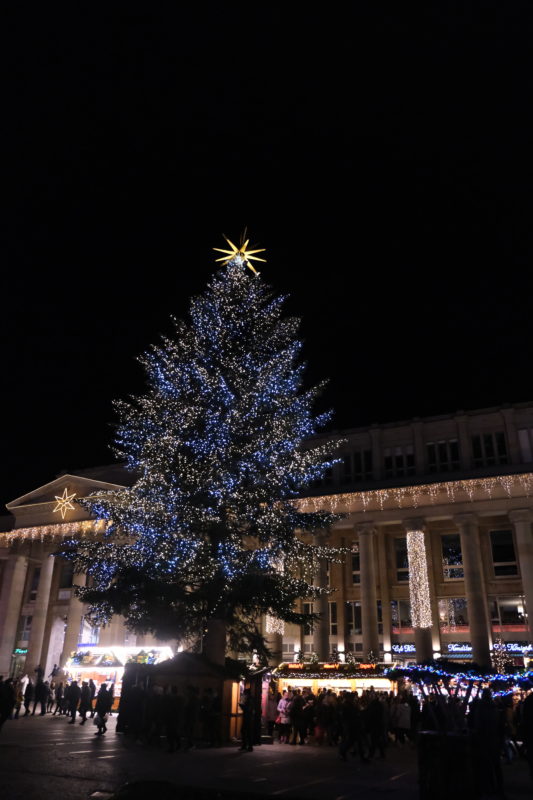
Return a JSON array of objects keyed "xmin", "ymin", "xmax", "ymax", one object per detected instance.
[
  {"xmin": 213, "ymin": 234, "xmax": 266, "ymax": 275},
  {"xmin": 53, "ymin": 488, "xmax": 77, "ymax": 519}
]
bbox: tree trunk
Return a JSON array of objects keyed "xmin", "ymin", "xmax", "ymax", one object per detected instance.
[{"xmin": 203, "ymin": 618, "xmax": 227, "ymax": 666}]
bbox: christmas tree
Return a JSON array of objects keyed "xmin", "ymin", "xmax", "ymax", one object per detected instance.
[{"xmin": 60, "ymin": 236, "xmax": 342, "ymax": 662}]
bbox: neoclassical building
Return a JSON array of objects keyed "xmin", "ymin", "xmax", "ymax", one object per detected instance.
[{"xmin": 1, "ymin": 402, "xmax": 532, "ymax": 680}]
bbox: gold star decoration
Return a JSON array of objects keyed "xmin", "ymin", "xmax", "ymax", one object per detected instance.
[
  {"xmin": 53, "ymin": 488, "xmax": 77, "ymax": 519},
  {"xmin": 213, "ymin": 234, "xmax": 266, "ymax": 275}
]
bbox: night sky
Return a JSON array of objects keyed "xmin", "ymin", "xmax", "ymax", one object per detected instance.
[{"xmin": 3, "ymin": 5, "xmax": 532, "ymax": 509}]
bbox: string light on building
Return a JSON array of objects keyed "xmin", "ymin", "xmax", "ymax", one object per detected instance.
[
  {"xmin": 406, "ymin": 529, "xmax": 432, "ymax": 628},
  {"xmin": 266, "ymin": 615, "xmax": 285, "ymax": 635}
]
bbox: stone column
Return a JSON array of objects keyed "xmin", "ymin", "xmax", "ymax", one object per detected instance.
[
  {"xmin": 59, "ymin": 573, "xmax": 87, "ymax": 667},
  {"xmin": 312, "ymin": 533, "xmax": 330, "ymax": 660},
  {"xmin": 98, "ymin": 614, "xmax": 126, "ymax": 648},
  {"xmin": 24, "ymin": 551, "xmax": 56, "ymax": 673},
  {"xmin": 0, "ymin": 553, "xmax": 29, "ymax": 675},
  {"xmin": 509, "ymin": 509, "xmax": 533, "ymax": 641},
  {"xmin": 454, "ymin": 513, "xmax": 491, "ymax": 669},
  {"xmin": 357, "ymin": 523, "xmax": 380, "ymax": 659},
  {"xmin": 403, "ymin": 519, "xmax": 433, "ymax": 663}
]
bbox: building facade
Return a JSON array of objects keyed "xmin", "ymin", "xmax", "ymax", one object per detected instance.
[{"xmin": 1, "ymin": 402, "xmax": 533, "ymax": 678}]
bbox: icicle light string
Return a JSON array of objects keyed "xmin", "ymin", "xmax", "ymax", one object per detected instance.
[{"xmin": 297, "ymin": 473, "xmax": 533, "ymax": 515}]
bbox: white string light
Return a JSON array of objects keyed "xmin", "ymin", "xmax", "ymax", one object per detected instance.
[{"xmin": 406, "ymin": 529, "xmax": 432, "ymax": 628}]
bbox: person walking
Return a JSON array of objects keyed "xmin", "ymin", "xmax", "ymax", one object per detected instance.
[
  {"xmin": 53, "ymin": 682, "xmax": 64, "ymax": 715},
  {"xmin": 68, "ymin": 680, "xmax": 81, "ymax": 724},
  {"xmin": 94, "ymin": 683, "xmax": 112, "ymax": 735},
  {"xmin": 79, "ymin": 681, "xmax": 91, "ymax": 724},
  {"xmin": 88, "ymin": 679, "xmax": 96, "ymax": 717},
  {"xmin": 23, "ymin": 679, "xmax": 34, "ymax": 716},
  {"xmin": 0, "ymin": 679, "xmax": 16, "ymax": 731},
  {"xmin": 32, "ymin": 679, "xmax": 47, "ymax": 716}
]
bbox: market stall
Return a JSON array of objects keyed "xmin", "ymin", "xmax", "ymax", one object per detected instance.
[
  {"xmin": 64, "ymin": 645, "xmax": 174, "ymax": 706},
  {"xmin": 273, "ymin": 661, "xmax": 394, "ymax": 694}
]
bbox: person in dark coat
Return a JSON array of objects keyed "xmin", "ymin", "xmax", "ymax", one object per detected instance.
[
  {"xmin": 53, "ymin": 682, "xmax": 63, "ymax": 715},
  {"xmin": 164, "ymin": 686, "xmax": 184, "ymax": 752},
  {"xmin": 94, "ymin": 683, "xmax": 112, "ymax": 735},
  {"xmin": 79, "ymin": 681, "xmax": 91, "ymax": 724},
  {"xmin": 88, "ymin": 679, "xmax": 96, "ymax": 717},
  {"xmin": 68, "ymin": 680, "xmax": 81, "ymax": 724},
  {"xmin": 32, "ymin": 679, "xmax": 48, "ymax": 716},
  {"xmin": 24, "ymin": 680, "xmax": 34, "ymax": 716},
  {"xmin": 521, "ymin": 690, "xmax": 533, "ymax": 781},
  {"xmin": 183, "ymin": 686, "xmax": 199, "ymax": 751},
  {"xmin": 239, "ymin": 688, "xmax": 255, "ymax": 752},
  {"xmin": 0, "ymin": 679, "xmax": 16, "ymax": 731}
]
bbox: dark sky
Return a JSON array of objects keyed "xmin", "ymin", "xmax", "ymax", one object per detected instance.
[{"xmin": 3, "ymin": 5, "xmax": 533, "ymax": 508}]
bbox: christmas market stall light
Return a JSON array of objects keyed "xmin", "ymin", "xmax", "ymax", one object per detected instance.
[{"xmin": 273, "ymin": 660, "xmax": 394, "ymax": 694}]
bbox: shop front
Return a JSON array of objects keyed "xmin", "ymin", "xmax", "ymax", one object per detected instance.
[{"xmin": 273, "ymin": 662, "xmax": 394, "ymax": 695}]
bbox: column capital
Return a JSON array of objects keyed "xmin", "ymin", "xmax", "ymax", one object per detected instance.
[
  {"xmin": 453, "ymin": 512, "xmax": 478, "ymax": 527},
  {"xmin": 356, "ymin": 522, "xmax": 377, "ymax": 536},
  {"xmin": 508, "ymin": 508, "xmax": 533, "ymax": 524},
  {"xmin": 403, "ymin": 517, "xmax": 426, "ymax": 533}
]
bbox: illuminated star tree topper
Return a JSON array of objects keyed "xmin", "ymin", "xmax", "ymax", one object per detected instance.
[{"xmin": 213, "ymin": 232, "xmax": 266, "ymax": 275}]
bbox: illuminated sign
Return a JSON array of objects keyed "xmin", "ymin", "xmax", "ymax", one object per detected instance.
[
  {"xmin": 358, "ymin": 663, "xmax": 376, "ymax": 669},
  {"xmin": 323, "ymin": 663, "xmax": 339, "ymax": 669},
  {"xmin": 286, "ymin": 663, "xmax": 304, "ymax": 669},
  {"xmin": 447, "ymin": 643, "xmax": 473, "ymax": 653},
  {"xmin": 392, "ymin": 643, "xmax": 416, "ymax": 653},
  {"xmin": 13, "ymin": 648, "xmax": 28, "ymax": 655}
]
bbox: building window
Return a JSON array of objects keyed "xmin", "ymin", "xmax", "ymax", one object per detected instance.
[
  {"xmin": 351, "ymin": 542, "xmax": 361, "ymax": 584},
  {"xmin": 426, "ymin": 439, "xmax": 460, "ymax": 473},
  {"xmin": 490, "ymin": 596, "xmax": 527, "ymax": 630},
  {"xmin": 58, "ymin": 562, "xmax": 74, "ymax": 589},
  {"xmin": 471, "ymin": 432, "xmax": 508, "ymax": 467},
  {"xmin": 441, "ymin": 534, "xmax": 464, "ymax": 580},
  {"xmin": 20, "ymin": 615, "xmax": 33, "ymax": 642},
  {"xmin": 303, "ymin": 602, "xmax": 314, "ymax": 636},
  {"xmin": 79, "ymin": 615, "xmax": 99, "ymax": 646},
  {"xmin": 394, "ymin": 537, "xmax": 409, "ymax": 582},
  {"xmin": 490, "ymin": 529, "xmax": 518, "ymax": 576},
  {"xmin": 518, "ymin": 429, "xmax": 533, "ymax": 463},
  {"xmin": 391, "ymin": 599, "xmax": 412, "ymax": 632},
  {"xmin": 282, "ymin": 642, "xmax": 295, "ymax": 655},
  {"xmin": 384, "ymin": 445, "xmax": 415, "ymax": 478},
  {"xmin": 342, "ymin": 449, "xmax": 373, "ymax": 484},
  {"xmin": 27, "ymin": 567, "xmax": 41, "ymax": 602},
  {"xmin": 438, "ymin": 598, "xmax": 468, "ymax": 631},
  {"xmin": 345, "ymin": 601, "xmax": 362, "ymax": 635},
  {"xmin": 329, "ymin": 601, "xmax": 338, "ymax": 636},
  {"xmin": 377, "ymin": 600, "xmax": 383, "ymax": 635}
]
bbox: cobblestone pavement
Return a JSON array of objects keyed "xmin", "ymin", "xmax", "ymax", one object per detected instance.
[{"xmin": 0, "ymin": 714, "xmax": 531, "ymax": 800}]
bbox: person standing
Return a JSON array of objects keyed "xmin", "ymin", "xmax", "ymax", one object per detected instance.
[
  {"xmin": 239, "ymin": 688, "xmax": 255, "ymax": 752},
  {"xmin": 68, "ymin": 680, "xmax": 81, "ymax": 724}
]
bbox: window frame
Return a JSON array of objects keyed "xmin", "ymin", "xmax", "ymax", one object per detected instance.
[{"xmin": 489, "ymin": 528, "xmax": 519, "ymax": 578}]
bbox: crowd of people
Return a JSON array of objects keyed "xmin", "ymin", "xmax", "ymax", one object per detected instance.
[
  {"xmin": 2, "ymin": 669, "xmax": 533, "ymax": 793},
  {"xmin": 118, "ymin": 683, "xmax": 223, "ymax": 752},
  {"xmin": 0, "ymin": 668, "xmax": 115, "ymax": 736},
  {"xmin": 266, "ymin": 683, "xmax": 533, "ymax": 790}
]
